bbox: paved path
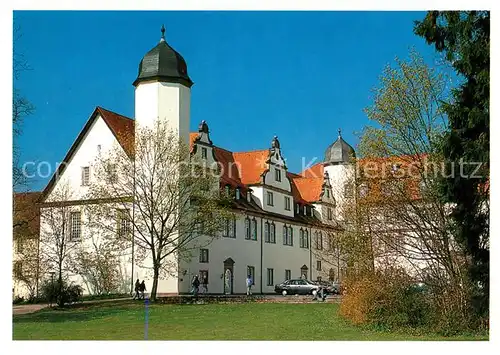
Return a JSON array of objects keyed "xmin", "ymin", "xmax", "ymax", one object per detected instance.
[
  {"xmin": 12, "ymin": 303, "xmax": 49, "ymax": 315},
  {"xmin": 12, "ymin": 297, "xmax": 131, "ymax": 316}
]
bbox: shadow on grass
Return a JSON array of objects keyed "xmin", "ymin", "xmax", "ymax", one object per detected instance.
[{"xmin": 13, "ymin": 299, "xmax": 143, "ymax": 324}]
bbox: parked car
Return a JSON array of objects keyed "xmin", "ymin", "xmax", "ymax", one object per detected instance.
[{"xmin": 274, "ymin": 279, "xmax": 320, "ymax": 296}]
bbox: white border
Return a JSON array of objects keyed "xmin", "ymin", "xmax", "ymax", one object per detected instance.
[{"xmin": 2, "ymin": 1, "xmax": 497, "ymax": 354}]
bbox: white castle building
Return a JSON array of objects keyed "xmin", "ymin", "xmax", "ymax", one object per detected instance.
[{"xmin": 14, "ymin": 27, "xmax": 357, "ymax": 297}]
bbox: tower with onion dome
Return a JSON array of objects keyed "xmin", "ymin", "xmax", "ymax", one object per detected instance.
[
  {"xmin": 133, "ymin": 25, "xmax": 193, "ymax": 145},
  {"xmin": 323, "ymin": 128, "xmax": 356, "ymax": 219}
]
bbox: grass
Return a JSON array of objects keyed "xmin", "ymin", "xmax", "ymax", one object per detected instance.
[{"xmin": 12, "ymin": 300, "xmax": 488, "ymax": 340}]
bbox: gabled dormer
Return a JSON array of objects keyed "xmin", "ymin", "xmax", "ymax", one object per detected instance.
[
  {"xmin": 319, "ymin": 170, "xmax": 336, "ymax": 206},
  {"xmin": 191, "ymin": 120, "xmax": 216, "ymax": 166},
  {"xmin": 262, "ymin": 136, "xmax": 292, "ymax": 192}
]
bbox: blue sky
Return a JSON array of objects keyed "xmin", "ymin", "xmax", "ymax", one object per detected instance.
[{"xmin": 14, "ymin": 11, "xmax": 438, "ymax": 192}]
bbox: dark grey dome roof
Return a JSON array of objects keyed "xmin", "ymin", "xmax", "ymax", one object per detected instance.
[
  {"xmin": 133, "ymin": 26, "xmax": 193, "ymax": 87},
  {"xmin": 324, "ymin": 129, "xmax": 355, "ymax": 164}
]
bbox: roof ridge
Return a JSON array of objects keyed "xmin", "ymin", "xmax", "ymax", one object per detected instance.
[
  {"xmin": 97, "ymin": 106, "xmax": 134, "ymax": 121},
  {"xmin": 232, "ymin": 148, "xmax": 270, "ymax": 155}
]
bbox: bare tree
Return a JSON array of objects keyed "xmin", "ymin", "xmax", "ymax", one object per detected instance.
[
  {"xmin": 13, "ymin": 25, "xmax": 35, "ymax": 191},
  {"xmin": 13, "ymin": 192, "xmax": 44, "ymax": 299},
  {"xmin": 39, "ymin": 183, "xmax": 83, "ymax": 305},
  {"xmin": 86, "ymin": 120, "xmax": 231, "ymax": 300},
  {"xmin": 345, "ymin": 50, "xmax": 471, "ymax": 321}
]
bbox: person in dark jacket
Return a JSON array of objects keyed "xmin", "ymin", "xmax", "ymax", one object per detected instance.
[
  {"xmin": 139, "ymin": 280, "xmax": 146, "ymax": 300},
  {"xmin": 192, "ymin": 275, "xmax": 200, "ymax": 297},
  {"xmin": 133, "ymin": 279, "xmax": 140, "ymax": 300}
]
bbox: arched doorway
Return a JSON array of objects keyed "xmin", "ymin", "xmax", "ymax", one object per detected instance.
[
  {"xmin": 300, "ymin": 265, "xmax": 308, "ymax": 280},
  {"xmin": 223, "ymin": 258, "xmax": 235, "ymax": 294}
]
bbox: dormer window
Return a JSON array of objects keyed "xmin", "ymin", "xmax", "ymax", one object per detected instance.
[
  {"xmin": 326, "ymin": 189, "xmax": 330, "ymax": 198},
  {"xmin": 327, "ymin": 208, "xmax": 333, "ymax": 221},
  {"xmin": 303, "ymin": 205, "xmax": 307, "ymax": 216},
  {"xmin": 275, "ymin": 168, "xmax": 281, "ymax": 182},
  {"xmin": 235, "ymin": 188, "xmax": 241, "ymax": 200},
  {"xmin": 202, "ymin": 147, "xmax": 208, "ymax": 159},
  {"xmin": 247, "ymin": 190, "xmax": 252, "ymax": 203},
  {"xmin": 296, "ymin": 204, "xmax": 300, "ymax": 214}
]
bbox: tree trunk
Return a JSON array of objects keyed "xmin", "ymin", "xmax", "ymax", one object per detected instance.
[
  {"xmin": 58, "ymin": 265, "xmax": 63, "ymax": 307},
  {"xmin": 150, "ymin": 266, "xmax": 159, "ymax": 301}
]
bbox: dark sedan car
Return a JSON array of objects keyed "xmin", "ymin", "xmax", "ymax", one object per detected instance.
[{"xmin": 274, "ymin": 279, "xmax": 320, "ymax": 296}]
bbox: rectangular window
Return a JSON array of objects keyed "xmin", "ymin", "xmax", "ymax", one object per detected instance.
[
  {"xmin": 283, "ymin": 226, "xmax": 293, "ymax": 246},
  {"xmin": 107, "ymin": 163, "xmax": 117, "ymax": 183},
  {"xmin": 315, "ymin": 232, "xmax": 323, "ymax": 250},
  {"xmin": 247, "ymin": 266, "xmax": 255, "ymax": 285},
  {"xmin": 202, "ymin": 147, "xmax": 208, "ymax": 159},
  {"xmin": 199, "ymin": 270, "xmax": 209, "ymax": 284},
  {"xmin": 224, "ymin": 217, "xmax": 236, "ymax": 238},
  {"xmin": 328, "ymin": 208, "xmax": 333, "ymax": 220},
  {"xmin": 69, "ymin": 211, "xmax": 82, "ymax": 241},
  {"xmin": 117, "ymin": 209, "xmax": 130, "ymax": 238},
  {"xmin": 81, "ymin": 166, "xmax": 90, "ymax": 186},
  {"xmin": 251, "ymin": 219, "xmax": 257, "ymax": 240},
  {"xmin": 266, "ymin": 268, "xmax": 274, "ymax": 286},
  {"xmin": 16, "ymin": 239, "xmax": 23, "ymax": 254},
  {"xmin": 275, "ymin": 168, "xmax": 281, "ymax": 182},
  {"xmin": 316, "ymin": 260, "xmax": 322, "ymax": 271},
  {"xmin": 14, "ymin": 261, "xmax": 23, "ymax": 278},
  {"xmin": 245, "ymin": 218, "xmax": 251, "ymax": 240},
  {"xmin": 199, "ymin": 249, "xmax": 209, "ymax": 263},
  {"xmin": 270, "ymin": 223, "xmax": 276, "ymax": 243},
  {"xmin": 267, "ymin": 191, "xmax": 274, "ymax": 206},
  {"xmin": 304, "ymin": 230, "xmax": 309, "ymax": 249},
  {"xmin": 285, "ymin": 269, "xmax": 291, "ymax": 281},
  {"xmin": 264, "ymin": 222, "xmax": 270, "ymax": 242},
  {"xmin": 284, "ymin": 196, "xmax": 291, "ymax": 211}
]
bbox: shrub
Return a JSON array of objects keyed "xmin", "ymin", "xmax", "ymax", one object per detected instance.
[
  {"xmin": 13, "ymin": 296, "xmax": 25, "ymax": 305},
  {"xmin": 340, "ymin": 268, "xmax": 433, "ymax": 330},
  {"xmin": 40, "ymin": 279, "xmax": 83, "ymax": 307}
]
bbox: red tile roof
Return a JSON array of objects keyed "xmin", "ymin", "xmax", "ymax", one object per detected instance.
[
  {"xmin": 300, "ymin": 163, "xmax": 324, "ymax": 179},
  {"xmin": 290, "ymin": 176, "xmax": 323, "ymax": 203},
  {"xmin": 232, "ymin": 150, "xmax": 269, "ymax": 185},
  {"xmin": 97, "ymin": 107, "xmax": 135, "ymax": 157}
]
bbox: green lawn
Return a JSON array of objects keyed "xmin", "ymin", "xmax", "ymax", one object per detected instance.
[{"xmin": 12, "ymin": 300, "xmax": 487, "ymax": 340}]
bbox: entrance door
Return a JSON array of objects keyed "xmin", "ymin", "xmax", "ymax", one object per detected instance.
[
  {"xmin": 223, "ymin": 258, "xmax": 235, "ymax": 294},
  {"xmin": 300, "ymin": 265, "xmax": 309, "ymax": 280}
]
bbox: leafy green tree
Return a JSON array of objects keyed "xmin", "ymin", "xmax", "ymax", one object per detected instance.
[{"xmin": 415, "ymin": 11, "xmax": 490, "ymax": 321}]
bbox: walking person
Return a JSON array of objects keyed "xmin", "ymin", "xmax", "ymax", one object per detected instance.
[
  {"xmin": 246, "ymin": 274, "xmax": 253, "ymax": 296},
  {"xmin": 139, "ymin": 280, "xmax": 146, "ymax": 300},
  {"xmin": 191, "ymin": 275, "xmax": 200, "ymax": 298},
  {"xmin": 133, "ymin": 279, "xmax": 140, "ymax": 300},
  {"xmin": 201, "ymin": 274, "xmax": 208, "ymax": 294}
]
